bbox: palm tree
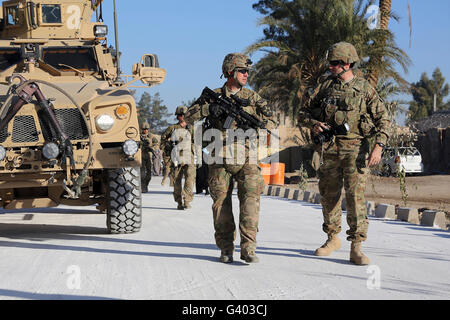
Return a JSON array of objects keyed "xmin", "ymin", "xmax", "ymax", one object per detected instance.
[
  {"xmin": 367, "ymin": 0, "xmax": 392, "ymax": 87},
  {"xmin": 246, "ymin": 0, "xmax": 410, "ymax": 121}
]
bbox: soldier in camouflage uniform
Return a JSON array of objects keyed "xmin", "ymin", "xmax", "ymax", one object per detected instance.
[
  {"xmin": 160, "ymin": 106, "xmax": 196, "ymax": 210},
  {"xmin": 185, "ymin": 53, "xmax": 275, "ymax": 264},
  {"xmin": 140, "ymin": 122, "xmax": 159, "ymax": 193},
  {"xmin": 160, "ymin": 152, "xmax": 174, "ymax": 186},
  {"xmin": 160, "ymin": 133, "xmax": 174, "ymax": 187},
  {"xmin": 298, "ymin": 42, "xmax": 390, "ymax": 265}
]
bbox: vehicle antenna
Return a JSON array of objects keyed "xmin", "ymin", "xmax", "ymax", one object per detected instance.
[{"xmin": 113, "ymin": 0, "xmax": 121, "ymax": 79}]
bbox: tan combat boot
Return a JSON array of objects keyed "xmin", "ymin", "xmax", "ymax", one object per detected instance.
[
  {"xmin": 350, "ymin": 242, "xmax": 370, "ymax": 265},
  {"xmin": 183, "ymin": 202, "xmax": 192, "ymax": 209},
  {"xmin": 240, "ymin": 250, "xmax": 259, "ymax": 263},
  {"xmin": 177, "ymin": 202, "xmax": 185, "ymax": 210},
  {"xmin": 314, "ymin": 234, "xmax": 341, "ymax": 256},
  {"xmin": 219, "ymin": 250, "xmax": 234, "ymax": 263}
]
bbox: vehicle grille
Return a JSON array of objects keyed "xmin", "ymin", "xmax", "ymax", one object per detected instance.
[
  {"xmin": 0, "ymin": 125, "xmax": 7, "ymax": 143},
  {"xmin": 39, "ymin": 108, "xmax": 89, "ymax": 141},
  {"xmin": 0, "ymin": 108, "xmax": 89, "ymax": 144},
  {"xmin": 12, "ymin": 115, "xmax": 39, "ymax": 143}
]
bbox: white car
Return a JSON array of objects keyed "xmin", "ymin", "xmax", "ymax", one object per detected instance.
[{"xmin": 380, "ymin": 147, "xmax": 424, "ymax": 177}]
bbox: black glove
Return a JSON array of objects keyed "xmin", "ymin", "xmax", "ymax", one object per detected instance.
[{"xmin": 209, "ymin": 103, "xmax": 223, "ymax": 118}]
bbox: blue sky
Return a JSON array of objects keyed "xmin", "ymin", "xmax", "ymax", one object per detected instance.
[{"xmin": 99, "ymin": 0, "xmax": 450, "ymax": 122}]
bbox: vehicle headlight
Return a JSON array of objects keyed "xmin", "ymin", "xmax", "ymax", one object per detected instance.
[
  {"xmin": 115, "ymin": 105, "xmax": 129, "ymax": 119},
  {"xmin": 94, "ymin": 25, "xmax": 108, "ymax": 37},
  {"xmin": 42, "ymin": 142, "xmax": 60, "ymax": 160},
  {"xmin": 123, "ymin": 140, "xmax": 139, "ymax": 156},
  {"xmin": 0, "ymin": 145, "xmax": 6, "ymax": 161},
  {"xmin": 95, "ymin": 114, "xmax": 115, "ymax": 132}
]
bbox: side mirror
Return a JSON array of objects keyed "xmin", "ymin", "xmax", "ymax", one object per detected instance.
[
  {"xmin": 132, "ymin": 54, "xmax": 166, "ymax": 86},
  {"xmin": 141, "ymin": 54, "xmax": 159, "ymax": 68}
]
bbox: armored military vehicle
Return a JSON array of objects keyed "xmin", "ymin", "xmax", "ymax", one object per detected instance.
[{"xmin": 0, "ymin": 0, "xmax": 166, "ymax": 233}]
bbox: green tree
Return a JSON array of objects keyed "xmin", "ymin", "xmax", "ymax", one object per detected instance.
[
  {"xmin": 376, "ymin": 78, "xmax": 417, "ymax": 147},
  {"xmin": 246, "ymin": 0, "xmax": 410, "ymax": 120},
  {"xmin": 137, "ymin": 92, "xmax": 171, "ymax": 134},
  {"xmin": 181, "ymin": 98, "xmax": 197, "ymax": 108},
  {"xmin": 408, "ymin": 68, "xmax": 450, "ymax": 122},
  {"xmin": 367, "ymin": 0, "xmax": 392, "ymax": 87}
]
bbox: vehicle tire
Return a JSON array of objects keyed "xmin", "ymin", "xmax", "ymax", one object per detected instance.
[{"xmin": 106, "ymin": 167, "xmax": 142, "ymax": 234}]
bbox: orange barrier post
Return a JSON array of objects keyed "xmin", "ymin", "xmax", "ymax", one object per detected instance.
[
  {"xmin": 259, "ymin": 163, "xmax": 271, "ymax": 185},
  {"xmin": 270, "ymin": 162, "xmax": 285, "ymax": 185}
]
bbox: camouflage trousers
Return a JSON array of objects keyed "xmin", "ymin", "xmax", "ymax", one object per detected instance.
[
  {"xmin": 208, "ymin": 163, "xmax": 265, "ymax": 255},
  {"xmin": 173, "ymin": 164, "xmax": 196, "ymax": 206},
  {"xmin": 317, "ymin": 139, "xmax": 369, "ymax": 242},
  {"xmin": 162, "ymin": 156, "xmax": 174, "ymax": 186},
  {"xmin": 141, "ymin": 156, "xmax": 152, "ymax": 192}
]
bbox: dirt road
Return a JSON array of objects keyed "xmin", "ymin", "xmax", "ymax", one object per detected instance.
[{"xmin": 300, "ymin": 174, "xmax": 450, "ymax": 213}]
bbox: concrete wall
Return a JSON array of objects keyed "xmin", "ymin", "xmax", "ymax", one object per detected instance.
[
  {"xmin": 275, "ymin": 146, "xmax": 316, "ymax": 176},
  {"xmin": 416, "ymin": 127, "xmax": 450, "ymax": 174}
]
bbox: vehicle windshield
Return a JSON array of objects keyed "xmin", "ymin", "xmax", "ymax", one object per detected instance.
[
  {"xmin": 398, "ymin": 148, "xmax": 420, "ymax": 156},
  {"xmin": 41, "ymin": 4, "xmax": 62, "ymax": 24},
  {"xmin": 42, "ymin": 47, "xmax": 98, "ymax": 72},
  {"xmin": 5, "ymin": 5, "xmax": 20, "ymax": 26},
  {"xmin": 383, "ymin": 147, "xmax": 421, "ymax": 158}
]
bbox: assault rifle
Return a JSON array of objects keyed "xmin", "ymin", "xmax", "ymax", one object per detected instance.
[
  {"xmin": 200, "ymin": 87, "xmax": 279, "ymax": 139},
  {"xmin": 140, "ymin": 134, "xmax": 157, "ymax": 154}
]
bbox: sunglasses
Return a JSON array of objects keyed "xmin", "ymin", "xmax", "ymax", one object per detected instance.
[
  {"xmin": 236, "ymin": 68, "xmax": 249, "ymax": 74},
  {"xmin": 329, "ymin": 60, "xmax": 343, "ymax": 66}
]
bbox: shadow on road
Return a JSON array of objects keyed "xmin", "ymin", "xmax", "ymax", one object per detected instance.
[
  {"xmin": 0, "ymin": 222, "xmax": 360, "ymax": 266},
  {"xmin": 0, "ymin": 288, "xmax": 116, "ymax": 300},
  {"xmin": 143, "ymin": 206, "xmax": 181, "ymax": 211},
  {"xmin": 145, "ymin": 191, "xmax": 173, "ymax": 195},
  {"xmin": 0, "ymin": 207, "xmax": 99, "ymax": 215},
  {"xmin": 0, "ymin": 223, "xmax": 249, "ymax": 265},
  {"xmin": 256, "ymin": 246, "xmax": 353, "ymax": 265}
]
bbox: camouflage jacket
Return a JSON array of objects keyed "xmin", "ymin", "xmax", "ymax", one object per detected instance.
[
  {"xmin": 140, "ymin": 133, "xmax": 159, "ymax": 159},
  {"xmin": 185, "ymin": 84, "xmax": 275, "ymax": 163},
  {"xmin": 298, "ymin": 75, "xmax": 390, "ymax": 145},
  {"xmin": 160, "ymin": 123, "xmax": 194, "ymax": 165}
]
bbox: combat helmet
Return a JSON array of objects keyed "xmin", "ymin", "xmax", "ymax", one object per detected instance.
[
  {"xmin": 222, "ymin": 53, "xmax": 252, "ymax": 78},
  {"xmin": 175, "ymin": 106, "xmax": 187, "ymax": 115},
  {"xmin": 326, "ymin": 42, "xmax": 360, "ymax": 64},
  {"xmin": 141, "ymin": 122, "xmax": 150, "ymax": 129}
]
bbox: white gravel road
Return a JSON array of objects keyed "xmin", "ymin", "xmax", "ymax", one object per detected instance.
[{"xmin": 0, "ymin": 176, "xmax": 448, "ymax": 300}]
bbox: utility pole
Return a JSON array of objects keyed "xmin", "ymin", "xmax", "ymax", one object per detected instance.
[{"xmin": 433, "ymin": 94, "xmax": 437, "ymax": 113}]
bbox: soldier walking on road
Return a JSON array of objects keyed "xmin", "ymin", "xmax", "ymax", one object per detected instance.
[
  {"xmin": 140, "ymin": 122, "xmax": 159, "ymax": 193},
  {"xmin": 185, "ymin": 53, "xmax": 275, "ymax": 264},
  {"xmin": 161, "ymin": 106, "xmax": 196, "ymax": 210},
  {"xmin": 298, "ymin": 42, "xmax": 391, "ymax": 265},
  {"xmin": 196, "ymin": 150, "xmax": 209, "ymax": 195},
  {"xmin": 160, "ymin": 145, "xmax": 174, "ymax": 187}
]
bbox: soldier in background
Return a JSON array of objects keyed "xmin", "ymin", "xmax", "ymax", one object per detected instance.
[
  {"xmin": 298, "ymin": 42, "xmax": 390, "ymax": 265},
  {"xmin": 185, "ymin": 53, "xmax": 275, "ymax": 264},
  {"xmin": 160, "ymin": 143, "xmax": 174, "ymax": 186},
  {"xmin": 152, "ymin": 145, "xmax": 163, "ymax": 176},
  {"xmin": 140, "ymin": 122, "xmax": 159, "ymax": 193},
  {"xmin": 160, "ymin": 106, "xmax": 196, "ymax": 210},
  {"xmin": 196, "ymin": 150, "xmax": 209, "ymax": 195},
  {"xmin": 196, "ymin": 120, "xmax": 211, "ymax": 195}
]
